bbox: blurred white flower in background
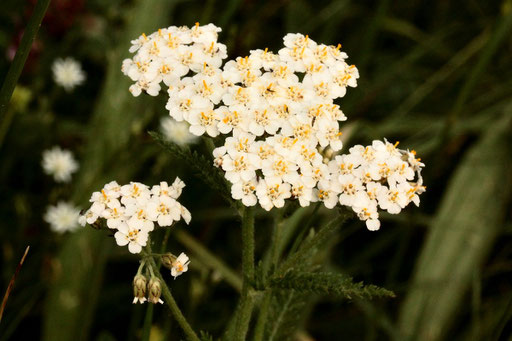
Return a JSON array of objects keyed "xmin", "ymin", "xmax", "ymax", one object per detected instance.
[
  {"xmin": 44, "ymin": 202, "xmax": 81, "ymax": 233},
  {"xmin": 52, "ymin": 57, "xmax": 86, "ymax": 91},
  {"xmin": 42, "ymin": 146, "xmax": 79, "ymax": 183},
  {"xmin": 160, "ymin": 117, "xmax": 199, "ymax": 146}
]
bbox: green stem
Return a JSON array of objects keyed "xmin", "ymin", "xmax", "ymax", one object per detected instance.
[
  {"xmin": 140, "ymin": 304, "xmax": 154, "ymax": 341},
  {"xmin": 234, "ymin": 206, "xmax": 255, "ymax": 341},
  {"xmin": 0, "ymin": 0, "xmax": 51, "ymax": 119},
  {"xmin": 253, "ymin": 211, "xmax": 284, "ymax": 341},
  {"xmin": 144, "ymin": 247, "xmax": 199, "ymax": 341},
  {"xmin": 252, "ymin": 290, "xmax": 272, "ymax": 341}
]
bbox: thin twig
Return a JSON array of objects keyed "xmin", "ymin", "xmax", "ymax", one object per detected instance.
[{"xmin": 0, "ymin": 246, "xmax": 30, "ymax": 323}]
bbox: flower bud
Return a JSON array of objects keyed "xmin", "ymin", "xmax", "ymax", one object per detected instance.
[
  {"xmin": 147, "ymin": 277, "xmax": 164, "ymax": 304},
  {"xmin": 161, "ymin": 253, "xmax": 177, "ymax": 270},
  {"xmin": 132, "ymin": 274, "xmax": 147, "ymax": 304}
]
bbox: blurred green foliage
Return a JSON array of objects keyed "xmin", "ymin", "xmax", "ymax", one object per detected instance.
[{"xmin": 1, "ymin": 0, "xmax": 512, "ymax": 340}]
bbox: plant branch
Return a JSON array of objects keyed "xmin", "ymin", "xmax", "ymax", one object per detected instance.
[{"xmin": 144, "ymin": 246, "xmax": 199, "ymax": 341}]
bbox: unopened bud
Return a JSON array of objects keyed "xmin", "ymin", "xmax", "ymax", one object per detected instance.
[
  {"xmin": 132, "ymin": 274, "xmax": 147, "ymax": 304},
  {"xmin": 161, "ymin": 253, "xmax": 177, "ymax": 270},
  {"xmin": 147, "ymin": 277, "xmax": 163, "ymax": 304}
]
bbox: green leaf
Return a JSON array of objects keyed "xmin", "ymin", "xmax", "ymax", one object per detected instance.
[
  {"xmin": 270, "ymin": 271, "xmax": 395, "ymax": 300},
  {"xmin": 150, "ymin": 131, "xmax": 241, "ymax": 212},
  {"xmin": 398, "ymin": 114, "xmax": 512, "ymax": 341}
]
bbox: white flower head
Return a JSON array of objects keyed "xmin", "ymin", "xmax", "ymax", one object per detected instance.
[
  {"xmin": 44, "ymin": 202, "xmax": 81, "ymax": 233},
  {"xmin": 52, "ymin": 57, "xmax": 86, "ymax": 91},
  {"xmin": 42, "ymin": 146, "xmax": 79, "ymax": 183}
]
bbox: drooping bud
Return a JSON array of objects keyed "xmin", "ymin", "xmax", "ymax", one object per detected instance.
[
  {"xmin": 147, "ymin": 277, "xmax": 164, "ymax": 304},
  {"xmin": 132, "ymin": 274, "xmax": 147, "ymax": 304},
  {"xmin": 161, "ymin": 253, "xmax": 177, "ymax": 270}
]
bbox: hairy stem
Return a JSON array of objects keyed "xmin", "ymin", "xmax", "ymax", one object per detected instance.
[
  {"xmin": 144, "ymin": 246, "xmax": 199, "ymax": 341},
  {"xmin": 234, "ymin": 206, "xmax": 255, "ymax": 341}
]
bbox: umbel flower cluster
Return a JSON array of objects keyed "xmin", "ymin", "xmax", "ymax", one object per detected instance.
[
  {"xmin": 123, "ymin": 23, "xmax": 426, "ymax": 230},
  {"xmin": 79, "ymin": 178, "xmax": 191, "ymax": 253}
]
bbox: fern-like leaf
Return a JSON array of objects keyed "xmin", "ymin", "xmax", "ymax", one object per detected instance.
[
  {"xmin": 149, "ymin": 131, "xmax": 241, "ymax": 212},
  {"xmin": 269, "ymin": 271, "xmax": 395, "ymax": 300}
]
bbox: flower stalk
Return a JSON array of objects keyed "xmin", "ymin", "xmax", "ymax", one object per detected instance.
[
  {"xmin": 234, "ymin": 206, "xmax": 255, "ymax": 340},
  {"xmin": 144, "ymin": 245, "xmax": 200, "ymax": 341}
]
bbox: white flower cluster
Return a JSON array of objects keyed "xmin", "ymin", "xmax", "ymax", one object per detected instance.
[
  {"xmin": 52, "ymin": 57, "xmax": 86, "ymax": 91},
  {"xmin": 44, "ymin": 201, "xmax": 81, "ymax": 233},
  {"xmin": 122, "ymin": 23, "xmax": 227, "ymax": 97},
  {"xmin": 42, "ymin": 146, "xmax": 79, "ymax": 183},
  {"xmin": 79, "ymin": 178, "xmax": 191, "ymax": 253},
  {"xmin": 122, "ymin": 25, "xmax": 426, "ymax": 230},
  {"xmin": 319, "ymin": 140, "xmax": 425, "ymax": 230}
]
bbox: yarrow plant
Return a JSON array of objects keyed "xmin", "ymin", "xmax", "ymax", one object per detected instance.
[{"xmin": 81, "ymin": 22, "xmax": 427, "ymax": 341}]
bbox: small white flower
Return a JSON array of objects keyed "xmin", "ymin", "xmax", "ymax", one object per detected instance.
[
  {"xmin": 42, "ymin": 146, "xmax": 79, "ymax": 183},
  {"xmin": 160, "ymin": 117, "xmax": 199, "ymax": 146},
  {"xmin": 171, "ymin": 252, "xmax": 190, "ymax": 279},
  {"xmin": 44, "ymin": 202, "xmax": 81, "ymax": 233},
  {"xmin": 114, "ymin": 222, "xmax": 149, "ymax": 254},
  {"xmin": 52, "ymin": 57, "xmax": 86, "ymax": 91},
  {"xmin": 78, "ymin": 209, "xmax": 98, "ymax": 227}
]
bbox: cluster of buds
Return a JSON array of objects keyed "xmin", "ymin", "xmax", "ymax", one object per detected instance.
[
  {"xmin": 132, "ymin": 274, "xmax": 164, "ymax": 304},
  {"xmin": 79, "ymin": 178, "xmax": 191, "ymax": 253}
]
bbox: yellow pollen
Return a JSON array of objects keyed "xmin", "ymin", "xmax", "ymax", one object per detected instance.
[
  {"xmin": 336, "ymin": 43, "xmax": 342, "ymax": 50},
  {"xmin": 411, "ymin": 150, "xmax": 416, "ymax": 155},
  {"xmin": 201, "ymin": 112, "xmax": 207, "ymax": 119},
  {"xmin": 158, "ymin": 29, "xmax": 162, "ymax": 36},
  {"xmin": 101, "ymin": 189, "xmax": 107, "ymax": 199},
  {"xmin": 195, "ymin": 22, "xmax": 200, "ymax": 28},
  {"xmin": 142, "ymin": 33, "xmax": 147, "ymax": 40},
  {"xmin": 209, "ymin": 42, "xmax": 214, "ymax": 52},
  {"xmin": 394, "ymin": 141, "xmax": 400, "ymax": 147}
]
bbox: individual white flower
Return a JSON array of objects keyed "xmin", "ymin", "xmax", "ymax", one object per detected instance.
[
  {"xmin": 120, "ymin": 182, "xmax": 151, "ymax": 207},
  {"xmin": 42, "ymin": 146, "xmax": 79, "ymax": 183},
  {"xmin": 352, "ymin": 192, "xmax": 380, "ymax": 231},
  {"xmin": 114, "ymin": 222, "xmax": 149, "ymax": 254},
  {"xmin": 52, "ymin": 57, "xmax": 86, "ymax": 91},
  {"xmin": 171, "ymin": 252, "xmax": 190, "ymax": 279},
  {"xmin": 160, "ymin": 117, "xmax": 199, "ymax": 146},
  {"xmin": 146, "ymin": 195, "xmax": 181, "ymax": 227},
  {"xmin": 78, "ymin": 209, "xmax": 98, "ymax": 227},
  {"xmin": 256, "ymin": 178, "xmax": 291, "ymax": 211},
  {"xmin": 44, "ymin": 202, "xmax": 81, "ymax": 233},
  {"xmin": 231, "ymin": 178, "xmax": 258, "ymax": 206}
]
